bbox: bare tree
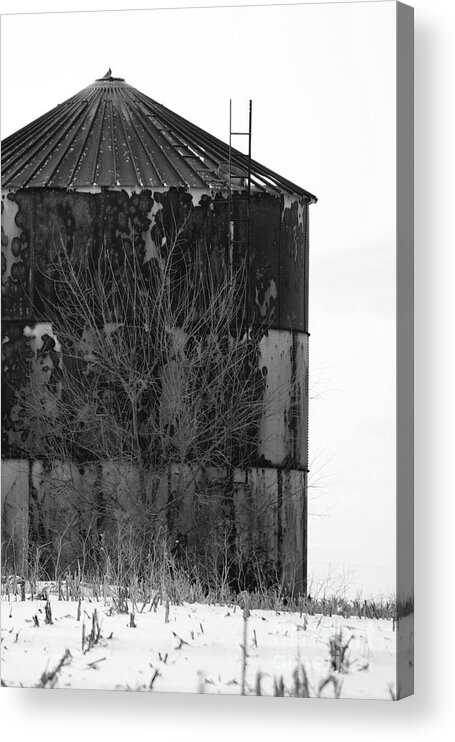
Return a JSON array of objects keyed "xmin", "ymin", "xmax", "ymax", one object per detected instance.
[{"xmin": 14, "ymin": 202, "xmax": 269, "ymax": 570}]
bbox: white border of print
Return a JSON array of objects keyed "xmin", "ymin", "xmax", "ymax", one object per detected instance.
[{"xmin": 0, "ymin": 1, "xmax": 454, "ymax": 741}]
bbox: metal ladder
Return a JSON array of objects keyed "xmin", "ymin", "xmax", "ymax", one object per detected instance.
[{"xmin": 228, "ymin": 99, "xmax": 252, "ymax": 289}]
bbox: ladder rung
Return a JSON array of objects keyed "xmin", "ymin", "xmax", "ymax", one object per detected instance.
[{"xmin": 231, "ymin": 132, "xmax": 250, "ymax": 136}]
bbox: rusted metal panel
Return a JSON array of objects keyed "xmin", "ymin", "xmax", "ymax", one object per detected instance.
[
  {"xmin": 30, "ymin": 460, "xmax": 99, "ymax": 572},
  {"xmin": 1, "ymin": 459, "xmax": 29, "ymax": 572},
  {"xmin": 257, "ymin": 329, "xmax": 293, "ymax": 466},
  {"xmin": 101, "ymin": 461, "xmax": 142, "ymax": 519},
  {"xmin": 3, "ymin": 188, "xmax": 156, "ymax": 320},
  {"xmin": 29, "ymin": 460, "xmax": 164, "ymax": 571},
  {"xmin": 2, "ymin": 322, "xmax": 33, "ymax": 457},
  {"xmin": 168, "ymin": 463, "xmax": 198, "ymax": 538},
  {"xmin": 2, "ymin": 326, "xmax": 307, "ymax": 469},
  {"xmin": 233, "ymin": 475, "xmax": 253, "ymax": 557},
  {"xmin": 280, "ymin": 469, "xmax": 306, "ymax": 593},
  {"xmin": 246, "ymin": 467, "xmax": 306, "ymax": 591},
  {"xmin": 2, "ymin": 186, "xmax": 309, "ymax": 331},
  {"xmin": 169, "ymin": 464, "xmax": 232, "ymax": 548},
  {"xmin": 0, "ymin": 459, "xmax": 306, "ymax": 589},
  {"xmin": 295, "ymin": 332, "xmax": 309, "ymax": 469},
  {"xmin": 165, "ymin": 464, "xmax": 306, "ymax": 589},
  {"xmin": 249, "ymin": 194, "xmax": 281, "ymax": 325},
  {"xmin": 279, "ymin": 197, "xmax": 309, "ymax": 331},
  {"xmin": 17, "ymin": 189, "xmax": 99, "ymax": 317},
  {"xmin": 2, "ymin": 188, "xmax": 310, "ymax": 463},
  {"xmin": 248, "ymin": 467, "xmax": 279, "ymax": 564},
  {"xmin": 2, "ymin": 321, "xmax": 63, "ymax": 458},
  {"xmin": 256, "ymin": 329, "xmax": 308, "ymax": 469},
  {"xmin": 1, "ymin": 193, "xmax": 31, "ymax": 319},
  {"xmin": 1, "ymin": 77, "xmax": 317, "ymax": 201}
]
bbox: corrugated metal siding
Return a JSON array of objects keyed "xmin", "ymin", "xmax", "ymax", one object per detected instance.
[
  {"xmin": 1, "ymin": 459, "xmax": 29, "ymax": 572},
  {"xmin": 257, "ymin": 330, "xmax": 293, "ymax": 465},
  {"xmin": 1, "ymin": 187, "xmax": 311, "ymax": 328},
  {"xmin": 295, "ymin": 333, "xmax": 309, "ymax": 470},
  {"xmin": 1, "ymin": 77, "xmax": 317, "ymax": 201},
  {"xmin": 1, "ymin": 460, "xmax": 306, "ymax": 590},
  {"xmin": 1, "ymin": 195, "xmax": 30, "ymax": 319},
  {"xmin": 279, "ymin": 199, "xmax": 308, "ymax": 329},
  {"xmin": 257, "ymin": 329, "xmax": 308, "ymax": 469},
  {"xmin": 280, "ymin": 470, "xmax": 306, "ymax": 591}
]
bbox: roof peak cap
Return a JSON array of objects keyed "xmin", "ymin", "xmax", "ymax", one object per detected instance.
[{"xmin": 95, "ymin": 68, "xmax": 125, "ymax": 82}]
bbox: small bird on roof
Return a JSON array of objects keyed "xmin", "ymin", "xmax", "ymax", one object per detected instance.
[{"xmin": 101, "ymin": 68, "xmax": 112, "ymax": 79}]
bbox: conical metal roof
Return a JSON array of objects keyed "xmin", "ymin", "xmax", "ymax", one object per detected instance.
[{"xmin": 1, "ymin": 73, "xmax": 316, "ymax": 200}]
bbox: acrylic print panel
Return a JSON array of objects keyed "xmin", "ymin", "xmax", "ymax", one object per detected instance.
[{"xmin": 0, "ymin": 1, "xmax": 414, "ymax": 699}]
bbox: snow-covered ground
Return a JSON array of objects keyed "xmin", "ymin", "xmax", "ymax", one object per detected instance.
[{"xmin": 1, "ymin": 590, "xmax": 399, "ymax": 699}]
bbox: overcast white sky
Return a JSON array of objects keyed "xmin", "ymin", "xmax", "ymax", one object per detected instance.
[{"xmin": 1, "ymin": 0, "xmax": 397, "ymax": 598}]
